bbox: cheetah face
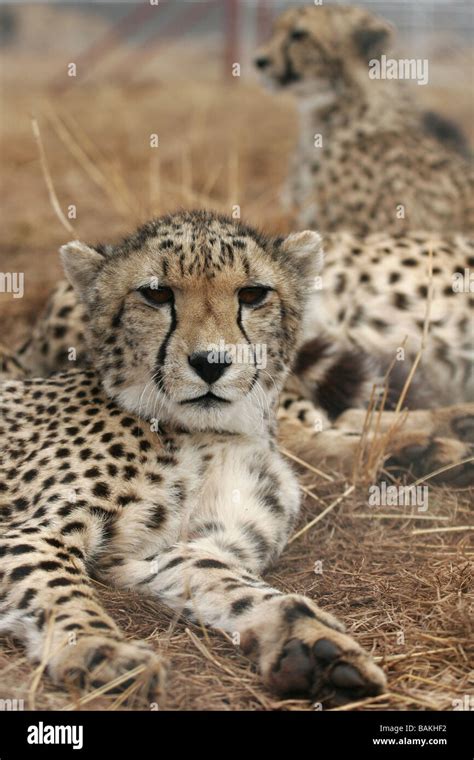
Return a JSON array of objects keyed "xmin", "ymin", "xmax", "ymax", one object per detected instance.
[
  {"xmin": 254, "ymin": 5, "xmax": 392, "ymax": 102},
  {"xmin": 60, "ymin": 211, "xmax": 322, "ymax": 435}
]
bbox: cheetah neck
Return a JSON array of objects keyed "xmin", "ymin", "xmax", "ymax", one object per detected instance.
[{"xmin": 299, "ymin": 78, "xmax": 413, "ymax": 138}]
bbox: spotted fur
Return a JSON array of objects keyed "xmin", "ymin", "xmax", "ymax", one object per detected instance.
[{"xmin": 281, "ymin": 230, "xmax": 474, "ymax": 486}]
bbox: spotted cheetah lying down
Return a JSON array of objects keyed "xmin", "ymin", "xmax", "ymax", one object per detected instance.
[
  {"xmin": 1, "ymin": 211, "xmax": 389, "ymax": 705},
  {"xmin": 18, "ymin": 226, "xmax": 474, "ymax": 485},
  {"xmin": 255, "ymin": 4, "xmax": 473, "ymax": 235}
]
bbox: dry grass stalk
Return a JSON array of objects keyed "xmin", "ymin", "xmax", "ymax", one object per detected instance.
[{"xmin": 31, "ymin": 116, "xmax": 75, "ymax": 234}]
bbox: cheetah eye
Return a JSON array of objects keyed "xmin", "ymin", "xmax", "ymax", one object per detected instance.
[
  {"xmin": 238, "ymin": 286, "xmax": 270, "ymax": 307},
  {"xmin": 290, "ymin": 29, "xmax": 308, "ymax": 41},
  {"xmin": 138, "ymin": 286, "xmax": 174, "ymax": 307}
]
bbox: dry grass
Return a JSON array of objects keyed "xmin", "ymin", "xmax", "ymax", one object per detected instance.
[
  {"xmin": 0, "ymin": 37, "xmax": 473, "ymax": 711},
  {"xmin": 1, "ymin": 476, "xmax": 472, "ymax": 711}
]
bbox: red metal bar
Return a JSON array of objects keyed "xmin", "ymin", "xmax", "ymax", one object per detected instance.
[
  {"xmin": 224, "ymin": 0, "xmax": 240, "ymax": 79},
  {"xmin": 53, "ymin": 0, "xmax": 243, "ymax": 88},
  {"xmin": 114, "ymin": 0, "xmax": 220, "ymax": 82},
  {"xmin": 256, "ymin": 0, "xmax": 272, "ymax": 44}
]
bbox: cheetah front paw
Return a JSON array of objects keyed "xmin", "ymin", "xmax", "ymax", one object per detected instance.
[
  {"xmin": 47, "ymin": 635, "xmax": 166, "ymax": 703},
  {"xmin": 241, "ymin": 596, "xmax": 386, "ymax": 705},
  {"xmin": 267, "ymin": 632, "xmax": 386, "ymax": 706}
]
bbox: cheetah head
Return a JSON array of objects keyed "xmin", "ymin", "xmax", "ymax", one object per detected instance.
[
  {"xmin": 60, "ymin": 211, "xmax": 322, "ymax": 435},
  {"xmin": 254, "ymin": 5, "xmax": 392, "ymax": 103}
]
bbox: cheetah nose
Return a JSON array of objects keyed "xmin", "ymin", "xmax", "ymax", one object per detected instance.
[
  {"xmin": 188, "ymin": 351, "xmax": 232, "ymax": 385},
  {"xmin": 255, "ymin": 56, "xmax": 271, "ymax": 70}
]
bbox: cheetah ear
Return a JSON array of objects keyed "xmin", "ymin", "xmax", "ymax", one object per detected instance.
[
  {"xmin": 279, "ymin": 230, "xmax": 324, "ymax": 280},
  {"xmin": 353, "ymin": 21, "xmax": 393, "ymax": 60},
  {"xmin": 60, "ymin": 241, "xmax": 105, "ymax": 298}
]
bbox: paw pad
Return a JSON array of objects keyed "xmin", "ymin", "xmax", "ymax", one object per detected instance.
[
  {"xmin": 330, "ymin": 662, "xmax": 366, "ymax": 689},
  {"xmin": 313, "ymin": 638, "xmax": 341, "ymax": 662}
]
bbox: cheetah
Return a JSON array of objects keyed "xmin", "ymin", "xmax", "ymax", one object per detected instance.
[
  {"xmin": 279, "ymin": 230, "xmax": 474, "ymax": 486},
  {"xmin": 17, "ymin": 227, "xmax": 474, "ymax": 485},
  {"xmin": 0, "ymin": 211, "xmax": 387, "ymax": 705},
  {"xmin": 254, "ymin": 5, "xmax": 473, "ymax": 235}
]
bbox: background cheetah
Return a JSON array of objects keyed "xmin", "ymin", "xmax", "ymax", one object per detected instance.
[
  {"xmin": 255, "ymin": 5, "xmax": 474, "ymax": 235},
  {"xmin": 0, "ymin": 211, "xmax": 387, "ymax": 706}
]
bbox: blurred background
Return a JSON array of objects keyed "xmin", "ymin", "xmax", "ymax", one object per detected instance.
[{"xmin": 0, "ymin": 0, "xmax": 473, "ymax": 346}]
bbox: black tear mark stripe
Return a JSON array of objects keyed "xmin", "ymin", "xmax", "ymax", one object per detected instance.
[
  {"xmin": 111, "ymin": 303, "xmax": 125, "ymax": 329},
  {"xmin": 154, "ymin": 302, "xmax": 177, "ymax": 385},
  {"xmin": 234, "ymin": 301, "xmax": 262, "ymax": 394},
  {"xmin": 236, "ymin": 303, "xmax": 251, "ymax": 346},
  {"xmin": 248, "ymin": 368, "xmax": 260, "ymax": 394},
  {"xmin": 281, "ymin": 39, "xmax": 295, "ymax": 84}
]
